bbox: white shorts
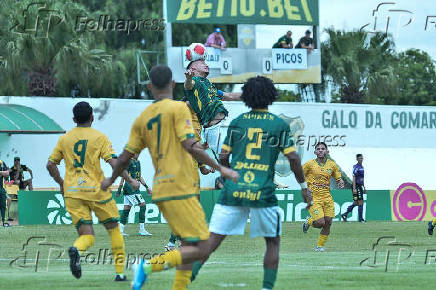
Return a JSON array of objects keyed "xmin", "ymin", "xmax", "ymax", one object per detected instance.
[
  {"xmin": 209, "ymin": 204, "xmax": 282, "ymax": 238},
  {"xmin": 203, "ymin": 123, "xmax": 224, "ymax": 155},
  {"xmin": 123, "ymin": 194, "xmax": 145, "ymax": 207}
]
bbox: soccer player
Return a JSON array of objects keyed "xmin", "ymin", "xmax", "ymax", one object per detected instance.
[
  {"xmin": 190, "ymin": 76, "xmax": 309, "ymax": 290},
  {"xmin": 117, "ymin": 153, "xmax": 152, "ymax": 236},
  {"xmin": 302, "ymin": 142, "xmax": 344, "ymax": 251},
  {"xmin": 0, "ymin": 159, "xmax": 10, "ymax": 227},
  {"xmin": 100, "ymin": 65, "xmax": 238, "ymax": 290},
  {"xmin": 184, "ymin": 59, "xmax": 241, "ymax": 155},
  {"xmin": 46, "ymin": 101, "xmax": 139, "ymax": 281},
  {"xmin": 341, "ymin": 154, "xmax": 365, "ymax": 222}
]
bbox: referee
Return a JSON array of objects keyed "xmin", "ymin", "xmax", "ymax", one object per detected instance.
[{"xmin": 341, "ymin": 154, "xmax": 365, "ymax": 222}]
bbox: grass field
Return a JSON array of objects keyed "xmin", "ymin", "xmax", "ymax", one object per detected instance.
[{"xmin": 1, "ymin": 221, "xmax": 435, "ymax": 289}]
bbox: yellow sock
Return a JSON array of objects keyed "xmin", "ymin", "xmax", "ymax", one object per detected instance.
[
  {"xmin": 73, "ymin": 234, "xmax": 95, "ymax": 254},
  {"xmin": 308, "ymin": 217, "xmax": 313, "ymax": 226},
  {"xmin": 432, "ymin": 218, "xmax": 436, "ymax": 226},
  {"xmin": 172, "ymin": 270, "xmax": 192, "ymax": 290},
  {"xmin": 149, "ymin": 250, "xmax": 182, "ymax": 272},
  {"xmin": 317, "ymin": 234, "xmax": 328, "ymax": 247},
  {"xmin": 108, "ymin": 226, "xmax": 125, "ymax": 275}
]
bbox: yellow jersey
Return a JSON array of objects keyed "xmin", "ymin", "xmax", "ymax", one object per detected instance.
[
  {"xmin": 303, "ymin": 158, "xmax": 341, "ymax": 200},
  {"xmin": 49, "ymin": 127, "xmax": 116, "ymax": 201},
  {"xmin": 125, "ymin": 98, "xmax": 199, "ymax": 201}
]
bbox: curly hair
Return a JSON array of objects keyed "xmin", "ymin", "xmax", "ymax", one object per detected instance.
[{"xmin": 241, "ymin": 76, "xmax": 278, "ymax": 109}]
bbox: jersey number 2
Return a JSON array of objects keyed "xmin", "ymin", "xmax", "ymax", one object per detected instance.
[
  {"xmin": 73, "ymin": 140, "xmax": 88, "ymax": 168},
  {"xmin": 245, "ymin": 128, "xmax": 263, "ymax": 160}
]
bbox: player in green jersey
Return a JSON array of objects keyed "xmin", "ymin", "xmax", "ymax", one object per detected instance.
[
  {"xmin": 117, "ymin": 154, "xmax": 152, "ymax": 236},
  {"xmin": 190, "ymin": 76, "xmax": 309, "ymax": 290},
  {"xmin": 184, "ymin": 59, "xmax": 241, "ymax": 158}
]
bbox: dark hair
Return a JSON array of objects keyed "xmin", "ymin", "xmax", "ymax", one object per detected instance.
[
  {"xmin": 315, "ymin": 142, "xmax": 328, "ymax": 150},
  {"xmin": 356, "ymin": 154, "xmax": 363, "ymax": 158},
  {"xmin": 150, "ymin": 65, "xmax": 172, "ymax": 89},
  {"xmin": 241, "ymin": 76, "xmax": 277, "ymax": 109},
  {"xmin": 73, "ymin": 101, "xmax": 93, "ymax": 124}
]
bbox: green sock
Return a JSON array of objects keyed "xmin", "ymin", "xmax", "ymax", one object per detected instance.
[
  {"xmin": 263, "ymin": 268, "xmax": 277, "ymax": 289},
  {"xmin": 190, "ymin": 261, "xmax": 203, "ymax": 282},
  {"xmin": 169, "ymin": 232, "xmax": 177, "ymax": 243},
  {"xmin": 139, "ymin": 206, "xmax": 146, "ymax": 223},
  {"xmin": 120, "ymin": 209, "xmax": 130, "ymax": 225}
]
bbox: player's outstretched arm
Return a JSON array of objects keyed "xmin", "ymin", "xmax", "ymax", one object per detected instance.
[
  {"xmin": 221, "ymin": 92, "xmax": 241, "ymax": 101},
  {"xmin": 218, "ymin": 149, "xmax": 231, "ymax": 168},
  {"xmin": 140, "ymin": 176, "xmax": 152, "ymax": 195},
  {"xmin": 46, "ymin": 161, "xmax": 64, "ymax": 195},
  {"xmin": 285, "ymin": 151, "xmax": 310, "ymax": 204},
  {"xmin": 184, "ymin": 69, "xmax": 195, "ymax": 90},
  {"xmin": 182, "ymin": 138, "xmax": 239, "ymax": 182},
  {"xmin": 108, "ymin": 157, "xmax": 140, "ymax": 190},
  {"xmin": 101, "ymin": 150, "xmax": 134, "ymax": 191}
]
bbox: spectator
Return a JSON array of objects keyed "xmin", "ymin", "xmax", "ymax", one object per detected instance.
[
  {"xmin": 296, "ymin": 30, "xmax": 315, "ymax": 53},
  {"xmin": 9, "ymin": 157, "xmax": 33, "ymax": 190},
  {"xmin": 0, "ymin": 159, "xmax": 10, "ymax": 226},
  {"xmin": 272, "ymin": 31, "xmax": 293, "ymax": 48},
  {"xmin": 205, "ymin": 27, "xmax": 226, "ymax": 50}
]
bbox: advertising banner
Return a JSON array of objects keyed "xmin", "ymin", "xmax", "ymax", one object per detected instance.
[
  {"xmin": 390, "ymin": 182, "xmax": 436, "ymax": 221},
  {"xmin": 167, "ymin": 0, "xmax": 319, "ymax": 25},
  {"xmin": 19, "ymin": 189, "xmax": 390, "ymax": 225}
]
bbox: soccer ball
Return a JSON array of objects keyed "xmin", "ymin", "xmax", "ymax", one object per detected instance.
[{"xmin": 186, "ymin": 43, "xmax": 207, "ymax": 62}]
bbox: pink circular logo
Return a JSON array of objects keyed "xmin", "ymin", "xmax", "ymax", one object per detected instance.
[{"xmin": 393, "ymin": 183, "xmax": 426, "ymax": 221}]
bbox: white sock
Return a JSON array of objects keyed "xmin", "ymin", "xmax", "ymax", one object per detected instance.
[
  {"xmin": 139, "ymin": 223, "xmax": 145, "ymax": 231},
  {"xmin": 120, "ymin": 223, "xmax": 125, "ymax": 232}
]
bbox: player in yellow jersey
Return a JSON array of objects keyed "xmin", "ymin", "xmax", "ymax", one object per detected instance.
[
  {"xmin": 46, "ymin": 101, "xmax": 139, "ymax": 281},
  {"xmin": 302, "ymin": 142, "xmax": 344, "ymax": 251},
  {"xmin": 100, "ymin": 65, "xmax": 238, "ymax": 290}
]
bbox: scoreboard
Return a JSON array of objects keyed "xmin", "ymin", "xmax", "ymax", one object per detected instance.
[{"xmin": 164, "ymin": 0, "xmax": 321, "ymax": 84}]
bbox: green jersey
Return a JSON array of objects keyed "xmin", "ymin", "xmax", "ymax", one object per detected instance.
[
  {"xmin": 123, "ymin": 159, "xmax": 141, "ymax": 195},
  {"xmin": 184, "ymin": 76, "xmax": 228, "ymax": 126},
  {"xmin": 219, "ymin": 110, "xmax": 296, "ymax": 207},
  {"xmin": 272, "ymin": 35, "xmax": 293, "ymax": 48}
]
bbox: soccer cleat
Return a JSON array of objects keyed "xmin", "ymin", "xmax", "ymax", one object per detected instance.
[
  {"xmin": 302, "ymin": 216, "xmax": 310, "ymax": 233},
  {"xmin": 121, "ymin": 231, "xmax": 129, "ymax": 236},
  {"xmin": 131, "ymin": 259, "xmax": 148, "ymax": 290},
  {"xmin": 68, "ymin": 246, "xmax": 82, "ymax": 279},
  {"xmin": 7, "ymin": 217, "xmax": 14, "ymax": 222},
  {"xmin": 138, "ymin": 230, "xmax": 152, "ymax": 236},
  {"xmin": 359, "ymin": 219, "xmax": 366, "ymax": 223},
  {"xmin": 315, "ymin": 246, "xmax": 325, "ymax": 252},
  {"xmin": 2, "ymin": 222, "xmax": 10, "ymax": 227},
  {"xmin": 115, "ymin": 274, "xmax": 127, "ymax": 282},
  {"xmin": 341, "ymin": 213, "xmax": 348, "ymax": 222},
  {"xmin": 428, "ymin": 221, "xmax": 434, "ymax": 236},
  {"xmin": 165, "ymin": 242, "xmax": 176, "ymax": 251}
]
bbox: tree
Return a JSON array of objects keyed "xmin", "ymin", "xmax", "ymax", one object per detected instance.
[
  {"xmin": 395, "ymin": 49, "xmax": 436, "ymax": 106},
  {"xmin": 321, "ymin": 29, "xmax": 398, "ymax": 104},
  {"xmin": 0, "ymin": 0, "xmax": 117, "ymax": 97}
]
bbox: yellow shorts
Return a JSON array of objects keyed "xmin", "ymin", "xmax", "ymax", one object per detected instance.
[
  {"xmin": 308, "ymin": 198, "xmax": 335, "ymax": 220},
  {"xmin": 158, "ymin": 196, "xmax": 209, "ymax": 242},
  {"xmin": 65, "ymin": 197, "xmax": 119, "ymax": 229}
]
